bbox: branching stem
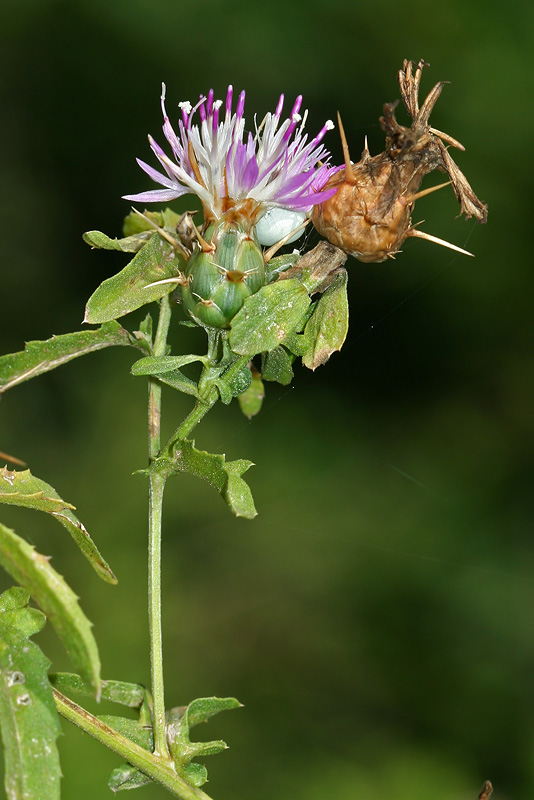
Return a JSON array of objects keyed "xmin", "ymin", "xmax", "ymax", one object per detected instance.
[{"xmin": 53, "ymin": 689, "xmax": 213, "ymax": 800}]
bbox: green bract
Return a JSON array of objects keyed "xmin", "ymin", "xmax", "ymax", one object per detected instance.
[{"xmin": 182, "ymin": 218, "xmax": 266, "ymax": 329}]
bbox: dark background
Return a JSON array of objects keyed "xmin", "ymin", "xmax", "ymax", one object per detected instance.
[{"xmin": 1, "ymin": 1, "xmax": 533, "ymax": 798}]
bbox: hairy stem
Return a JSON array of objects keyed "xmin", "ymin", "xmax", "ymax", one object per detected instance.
[
  {"xmin": 53, "ymin": 689, "xmax": 212, "ymax": 800},
  {"xmin": 148, "ymin": 295, "xmax": 173, "ymax": 758}
]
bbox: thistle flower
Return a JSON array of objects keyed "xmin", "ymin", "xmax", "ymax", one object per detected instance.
[{"xmin": 123, "ymin": 85, "xmax": 337, "ymax": 227}]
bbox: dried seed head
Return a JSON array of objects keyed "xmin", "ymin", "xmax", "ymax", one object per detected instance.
[{"xmin": 312, "ymin": 59, "xmax": 488, "ymax": 262}]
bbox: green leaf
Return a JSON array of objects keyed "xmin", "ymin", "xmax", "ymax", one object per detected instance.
[
  {"xmin": 83, "ymin": 229, "xmax": 155, "ymax": 253},
  {"xmin": 50, "ymin": 672, "xmax": 146, "ymax": 708},
  {"xmin": 261, "ymin": 346, "xmax": 294, "ymax": 385},
  {"xmin": 157, "ymin": 372, "xmax": 200, "ymax": 398},
  {"xmin": 170, "ymin": 439, "xmax": 257, "ymax": 519},
  {"xmin": 84, "ymin": 234, "xmax": 187, "ymax": 324},
  {"xmin": 0, "ymin": 322, "xmax": 134, "ymax": 395},
  {"xmin": 97, "ymin": 715, "xmax": 152, "ymax": 750},
  {"xmin": 0, "ymin": 523, "xmax": 101, "ymax": 694},
  {"xmin": 166, "ymin": 696, "xmax": 241, "ymax": 787},
  {"xmin": 215, "ymin": 364, "xmax": 252, "ymax": 405},
  {"xmin": 0, "ymin": 466, "xmax": 117, "ymax": 584},
  {"xmin": 131, "ymin": 354, "xmax": 208, "ymax": 376},
  {"xmin": 122, "ymin": 208, "xmax": 182, "ymax": 237},
  {"xmin": 186, "ymin": 696, "xmax": 242, "ymax": 727},
  {"xmin": 238, "ymin": 369, "xmax": 265, "ymax": 418},
  {"xmin": 108, "ymin": 764, "xmax": 151, "ymax": 792},
  {"xmin": 0, "ymin": 587, "xmax": 61, "ymax": 800},
  {"xmin": 229, "ymin": 278, "xmax": 310, "ymax": 357},
  {"xmin": 300, "ymin": 270, "xmax": 349, "ymax": 370}
]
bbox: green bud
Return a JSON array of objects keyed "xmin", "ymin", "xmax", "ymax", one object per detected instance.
[{"xmin": 182, "ymin": 218, "xmax": 265, "ymax": 329}]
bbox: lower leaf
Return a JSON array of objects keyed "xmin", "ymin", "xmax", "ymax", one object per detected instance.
[{"xmin": 0, "ymin": 587, "xmax": 62, "ymax": 800}]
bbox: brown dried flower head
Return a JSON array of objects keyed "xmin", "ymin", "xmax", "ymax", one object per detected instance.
[{"xmin": 312, "ymin": 59, "xmax": 488, "ymax": 263}]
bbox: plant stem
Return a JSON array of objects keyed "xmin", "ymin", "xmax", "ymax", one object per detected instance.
[
  {"xmin": 166, "ymin": 354, "xmax": 251, "ymax": 447},
  {"xmin": 148, "ymin": 295, "xmax": 173, "ymax": 758},
  {"xmin": 53, "ymin": 689, "xmax": 213, "ymax": 800}
]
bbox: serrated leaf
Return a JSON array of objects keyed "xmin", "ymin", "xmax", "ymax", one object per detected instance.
[
  {"xmin": 0, "ymin": 523, "xmax": 101, "ymax": 694},
  {"xmin": 166, "ymin": 696, "xmax": 241, "ymax": 787},
  {"xmin": 238, "ymin": 370, "xmax": 264, "ymax": 418},
  {"xmin": 229, "ymin": 279, "xmax": 310, "ymax": 357},
  {"xmin": 261, "ymin": 346, "xmax": 294, "ymax": 385},
  {"xmin": 0, "ymin": 322, "xmax": 134, "ymax": 395},
  {"xmin": 83, "ymin": 229, "xmax": 155, "ymax": 253},
  {"xmin": 170, "ymin": 440, "xmax": 256, "ymax": 519},
  {"xmin": 84, "ymin": 234, "xmax": 186, "ymax": 324},
  {"xmin": 300, "ymin": 270, "xmax": 349, "ymax": 370},
  {"xmin": 0, "ymin": 587, "xmax": 61, "ymax": 800},
  {"xmin": 108, "ymin": 764, "xmax": 152, "ymax": 792},
  {"xmin": 50, "ymin": 672, "xmax": 146, "ymax": 708},
  {"xmin": 0, "ymin": 466, "xmax": 116, "ymax": 584}
]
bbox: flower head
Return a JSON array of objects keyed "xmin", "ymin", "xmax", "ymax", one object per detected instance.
[{"xmin": 123, "ymin": 85, "xmax": 337, "ymax": 225}]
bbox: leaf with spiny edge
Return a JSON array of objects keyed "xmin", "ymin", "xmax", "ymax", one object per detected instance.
[
  {"xmin": 0, "ymin": 587, "xmax": 61, "ymax": 800},
  {"xmin": 0, "ymin": 466, "xmax": 117, "ymax": 584},
  {"xmin": 167, "ymin": 439, "xmax": 257, "ymax": 519},
  {"xmin": 0, "ymin": 322, "xmax": 134, "ymax": 395},
  {"xmin": 166, "ymin": 696, "xmax": 242, "ymax": 788},
  {"xmin": 0, "ymin": 523, "xmax": 101, "ymax": 694}
]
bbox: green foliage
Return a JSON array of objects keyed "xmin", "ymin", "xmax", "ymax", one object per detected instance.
[
  {"xmin": 260, "ymin": 345, "xmax": 294, "ymax": 385},
  {"xmin": 238, "ymin": 368, "xmax": 265, "ymax": 418},
  {"xmin": 50, "ymin": 672, "xmax": 147, "ymax": 708},
  {"xmin": 0, "ymin": 587, "xmax": 61, "ymax": 800},
  {"xmin": 83, "ymin": 229, "xmax": 155, "ymax": 253},
  {"xmin": 161, "ymin": 439, "xmax": 257, "ymax": 519},
  {"xmin": 0, "ymin": 466, "xmax": 116, "ymax": 584},
  {"xmin": 84, "ymin": 234, "xmax": 187, "ymax": 324},
  {"xmin": 122, "ymin": 208, "xmax": 183, "ymax": 237},
  {"xmin": 166, "ymin": 697, "xmax": 242, "ymax": 787},
  {"xmin": 0, "ymin": 322, "xmax": 134, "ymax": 395},
  {"xmin": 229, "ymin": 278, "xmax": 311, "ymax": 357},
  {"xmin": 289, "ymin": 269, "xmax": 349, "ymax": 370},
  {"xmin": 0, "ymin": 523, "xmax": 101, "ymax": 694}
]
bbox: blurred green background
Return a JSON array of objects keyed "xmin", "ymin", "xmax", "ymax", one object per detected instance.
[{"xmin": 1, "ymin": 1, "xmax": 532, "ymax": 798}]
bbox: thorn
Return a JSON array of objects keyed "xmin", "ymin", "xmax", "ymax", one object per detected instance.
[
  {"xmin": 407, "ymin": 228, "xmax": 474, "ymax": 257},
  {"xmin": 144, "ymin": 276, "xmax": 187, "ymax": 290},
  {"xmin": 429, "ymin": 126, "xmax": 465, "ymax": 150},
  {"xmin": 337, "ymin": 112, "xmax": 356, "ymax": 184},
  {"xmin": 192, "ymin": 220, "xmax": 216, "ymax": 253},
  {"xmin": 263, "ymin": 218, "xmax": 311, "ymax": 263},
  {"xmin": 406, "ymin": 181, "xmax": 451, "ymax": 203},
  {"xmin": 361, "ymin": 135, "xmax": 371, "ymax": 162},
  {"xmin": 0, "ymin": 451, "xmax": 26, "ymax": 467}
]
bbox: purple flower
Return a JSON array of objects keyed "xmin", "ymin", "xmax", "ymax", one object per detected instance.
[{"xmin": 123, "ymin": 85, "xmax": 338, "ymax": 224}]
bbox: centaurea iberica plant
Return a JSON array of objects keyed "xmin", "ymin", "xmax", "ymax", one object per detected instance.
[{"xmin": 0, "ymin": 61, "xmax": 486, "ymax": 799}]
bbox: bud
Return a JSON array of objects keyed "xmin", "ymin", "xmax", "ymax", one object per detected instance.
[{"xmin": 181, "ymin": 217, "xmax": 266, "ymax": 329}]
